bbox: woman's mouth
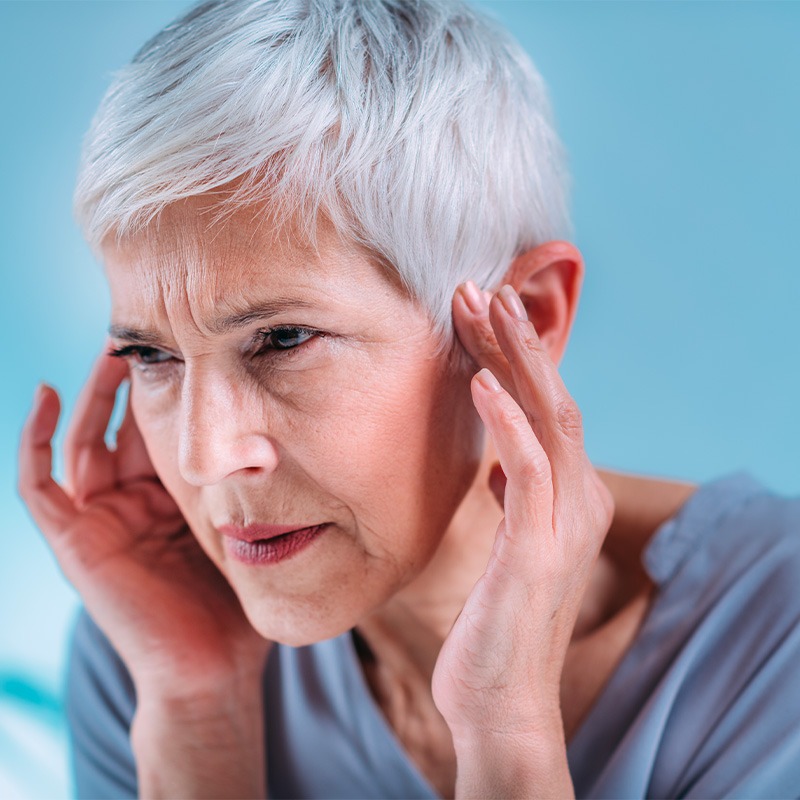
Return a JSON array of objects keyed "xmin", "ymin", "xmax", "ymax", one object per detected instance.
[{"xmin": 219, "ymin": 524, "xmax": 330, "ymax": 565}]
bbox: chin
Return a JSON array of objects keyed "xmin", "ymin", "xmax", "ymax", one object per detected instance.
[{"xmin": 239, "ymin": 592, "xmax": 367, "ymax": 648}]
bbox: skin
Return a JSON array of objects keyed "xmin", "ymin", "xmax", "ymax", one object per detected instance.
[
  {"xmin": 18, "ymin": 197, "xmax": 698, "ymax": 799},
  {"xmin": 102, "ymin": 199, "xmax": 486, "ymax": 648}
]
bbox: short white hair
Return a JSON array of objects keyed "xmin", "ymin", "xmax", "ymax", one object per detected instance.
[{"xmin": 75, "ymin": 0, "xmax": 570, "ymax": 345}]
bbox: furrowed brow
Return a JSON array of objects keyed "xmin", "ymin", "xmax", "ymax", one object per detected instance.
[
  {"xmin": 108, "ymin": 325, "xmax": 163, "ymax": 346},
  {"xmin": 109, "ymin": 298, "xmax": 318, "ymax": 343},
  {"xmin": 210, "ymin": 298, "xmax": 317, "ymax": 334}
]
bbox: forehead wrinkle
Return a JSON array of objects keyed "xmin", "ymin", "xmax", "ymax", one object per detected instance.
[
  {"xmin": 125, "ymin": 199, "xmax": 360, "ymax": 303},
  {"xmin": 136, "ymin": 230, "xmax": 244, "ymax": 336},
  {"xmin": 131, "ymin": 258, "xmax": 332, "ymax": 342},
  {"xmin": 108, "ymin": 198, "xmax": 404, "ymax": 344},
  {"xmin": 120, "ymin": 231, "xmax": 203, "ymax": 316}
]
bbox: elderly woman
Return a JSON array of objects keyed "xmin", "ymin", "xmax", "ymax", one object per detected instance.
[{"xmin": 17, "ymin": 0, "xmax": 800, "ymax": 798}]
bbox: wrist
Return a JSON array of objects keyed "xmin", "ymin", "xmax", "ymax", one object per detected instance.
[
  {"xmin": 132, "ymin": 669, "xmax": 265, "ymax": 752},
  {"xmin": 130, "ymin": 640, "xmax": 271, "ymax": 708},
  {"xmin": 131, "ymin": 675, "xmax": 267, "ymax": 799},
  {"xmin": 447, "ymin": 696, "xmax": 564, "ymax": 751},
  {"xmin": 451, "ymin": 721, "xmax": 571, "ymax": 800}
]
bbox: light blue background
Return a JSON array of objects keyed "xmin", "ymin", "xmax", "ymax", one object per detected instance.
[{"xmin": 1, "ymin": 1, "xmax": 798, "ymax": 796}]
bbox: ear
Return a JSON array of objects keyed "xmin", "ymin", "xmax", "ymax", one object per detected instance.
[{"xmin": 498, "ymin": 241, "xmax": 584, "ymax": 366}]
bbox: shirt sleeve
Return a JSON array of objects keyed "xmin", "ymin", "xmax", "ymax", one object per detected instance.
[
  {"xmin": 64, "ymin": 608, "xmax": 138, "ymax": 799},
  {"xmin": 568, "ymin": 475, "xmax": 800, "ymax": 800},
  {"xmin": 652, "ymin": 490, "xmax": 800, "ymax": 799}
]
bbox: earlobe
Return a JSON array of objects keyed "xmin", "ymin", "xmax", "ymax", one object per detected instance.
[{"xmin": 501, "ymin": 241, "xmax": 584, "ymax": 366}]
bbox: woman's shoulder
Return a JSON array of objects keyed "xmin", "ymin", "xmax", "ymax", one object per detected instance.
[
  {"xmin": 644, "ymin": 471, "xmax": 800, "ymax": 588},
  {"xmin": 599, "ymin": 467, "xmax": 800, "ymax": 588},
  {"xmin": 571, "ymin": 471, "xmax": 800, "ymax": 798},
  {"xmin": 639, "ymin": 471, "xmax": 800, "ymax": 694}
]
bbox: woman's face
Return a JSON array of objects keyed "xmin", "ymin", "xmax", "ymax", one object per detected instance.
[{"xmin": 103, "ymin": 199, "xmax": 485, "ymax": 645}]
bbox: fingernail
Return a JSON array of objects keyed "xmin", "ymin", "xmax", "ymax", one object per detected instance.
[
  {"xmin": 459, "ymin": 281, "xmax": 487, "ymax": 315},
  {"xmin": 475, "ymin": 368, "xmax": 502, "ymax": 393},
  {"xmin": 498, "ymin": 285, "xmax": 527, "ymax": 321}
]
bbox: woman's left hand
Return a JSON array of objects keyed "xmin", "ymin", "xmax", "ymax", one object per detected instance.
[{"xmin": 431, "ymin": 283, "xmax": 614, "ymax": 795}]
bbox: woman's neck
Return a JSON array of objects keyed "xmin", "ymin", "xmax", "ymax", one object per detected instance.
[
  {"xmin": 355, "ymin": 452, "xmax": 699, "ymax": 693},
  {"xmin": 352, "ymin": 458, "xmax": 699, "ymax": 778}
]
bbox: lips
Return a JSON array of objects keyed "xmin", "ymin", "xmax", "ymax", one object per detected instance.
[
  {"xmin": 219, "ymin": 523, "xmax": 330, "ymax": 565},
  {"xmin": 217, "ymin": 523, "xmax": 321, "ymax": 542}
]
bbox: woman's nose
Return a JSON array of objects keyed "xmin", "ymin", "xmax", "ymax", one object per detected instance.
[{"xmin": 177, "ymin": 370, "xmax": 279, "ymax": 486}]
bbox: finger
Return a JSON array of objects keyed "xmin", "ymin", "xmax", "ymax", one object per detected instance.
[
  {"xmin": 471, "ymin": 368, "xmax": 553, "ymax": 542},
  {"xmin": 452, "ymin": 282, "xmax": 516, "ymax": 397},
  {"xmin": 18, "ymin": 384, "xmax": 79, "ymax": 535},
  {"xmin": 488, "ymin": 286, "xmax": 586, "ymax": 490},
  {"xmin": 63, "ymin": 349, "xmax": 129, "ymax": 500},
  {"xmin": 115, "ymin": 387, "xmax": 159, "ymax": 484}
]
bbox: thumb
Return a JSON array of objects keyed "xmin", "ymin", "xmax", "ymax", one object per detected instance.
[{"xmin": 488, "ymin": 461, "xmax": 507, "ymax": 508}]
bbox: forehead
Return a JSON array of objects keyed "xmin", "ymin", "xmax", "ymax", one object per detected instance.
[{"xmin": 102, "ymin": 198, "xmax": 402, "ymax": 324}]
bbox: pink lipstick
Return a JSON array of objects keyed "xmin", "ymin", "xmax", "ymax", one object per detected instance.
[{"xmin": 219, "ymin": 523, "xmax": 329, "ymax": 565}]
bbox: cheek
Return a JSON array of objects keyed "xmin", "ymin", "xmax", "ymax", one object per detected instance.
[
  {"xmin": 316, "ymin": 357, "xmax": 482, "ymax": 559},
  {"xmin": 128, "ymin": 348, "xmax": 482, "ymax": 552},
  {"xmin": 411, "ymin": 366, "xmax": 485, "ymax": 525}
]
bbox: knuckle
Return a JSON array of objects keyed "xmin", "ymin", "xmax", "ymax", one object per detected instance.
[
  {"xmin": 474, "ymin": 326, "xmax": 501, "ymax": 360},
  {"xmin": 18, "ymin": 472, "xmax": 43, "ymax": 503},
  {"xmin": 519, "ymin": 324, "xmax": 547, "ymax": 356},
  {"xmin": 554, "ymin": 398, "xmax": 584, "ymax": 440},
  {"xmin": 494, "ymin": 400, "xmax": 521, "ymax": 430},
  {"xmin": 518, "ymin": 450, "xmax": 551, "ymax": 489}
]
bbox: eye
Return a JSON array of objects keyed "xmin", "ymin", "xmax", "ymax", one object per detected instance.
[
  {"xmin": 108, "ymin": 345, "xmax": 175, "ymax": 366},
  {"xmin": 258, "ymin": 326, "xmax": 318, "ymax": 353}
]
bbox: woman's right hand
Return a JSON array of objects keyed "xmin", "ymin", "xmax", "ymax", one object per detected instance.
[{"xmin": 18, "ymin": 349, "xmax": 271, "ymax": 698}]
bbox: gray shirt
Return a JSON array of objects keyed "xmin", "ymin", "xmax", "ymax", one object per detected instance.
[{"xmin": 66, "ymin": 472, "xmax": 800, "ymax": 798}]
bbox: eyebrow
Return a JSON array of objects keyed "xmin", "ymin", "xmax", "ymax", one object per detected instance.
[{"xmin": 109, "ymin": 297, "xmax": 318, "ymax": 344}]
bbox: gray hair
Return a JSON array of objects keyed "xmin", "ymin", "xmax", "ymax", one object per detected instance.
[{"xmin": 74, "ymin": 0, "xmax": 570, "ymax": 344}]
